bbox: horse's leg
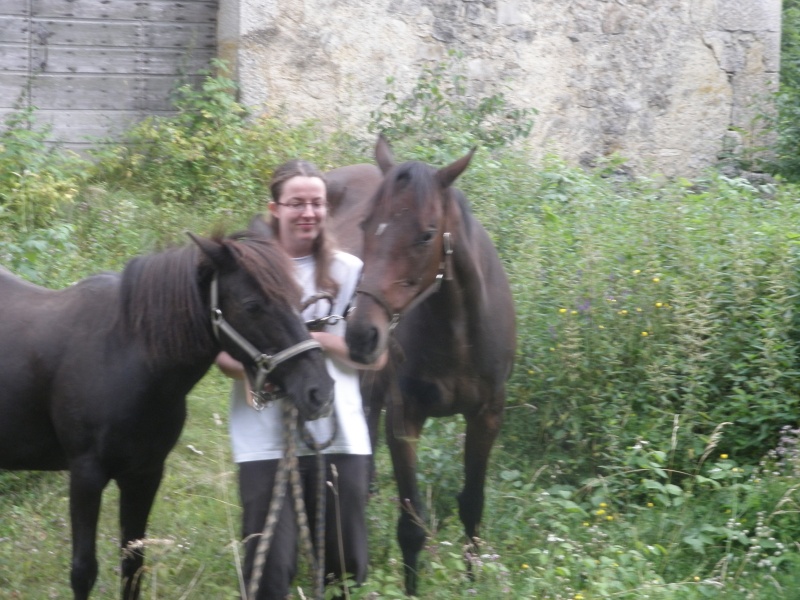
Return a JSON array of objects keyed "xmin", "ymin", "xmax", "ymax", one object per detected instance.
[
  {"xmin": 69, "ymin": 458, "xmax": 110, "ymax": 600},
  {"xmin": 386, "ymin": 408, "xmax": 426, "ymax": 596},
  {"xmin": 458, "ymin": 403, "xmax": 503, "ymax": 555},
  {"xmin": 117, "ymin": 466, "xmax": 164, "ymax": 600},
  {"xmin": 363, "ymin": 373, "xmax": 385, "ymax": 494}
]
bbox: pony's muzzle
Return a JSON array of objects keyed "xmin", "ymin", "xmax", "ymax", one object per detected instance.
[{"xmin": 301, "ymin": 386, "xmax": 334, "ymax": 421}]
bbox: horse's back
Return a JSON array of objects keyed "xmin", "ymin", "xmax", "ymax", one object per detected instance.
[{"xmin": 326, "ymin": 163, "xmax": 382, "ymax": 257}]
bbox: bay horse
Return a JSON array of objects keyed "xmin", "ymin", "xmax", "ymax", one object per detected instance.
[
  {"xmin": 0, "ymin": 231, "xmax": 334, "ymax": 600},
  {"xmin": 327, "ymin": 136, "xmax": 516, "ymax": 595}
]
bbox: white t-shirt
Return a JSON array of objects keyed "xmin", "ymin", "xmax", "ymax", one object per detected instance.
[{"xmin": 229, "ymin": 250, "xmax": 371, "ymax": 461}]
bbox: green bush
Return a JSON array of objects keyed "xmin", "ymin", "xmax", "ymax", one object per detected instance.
[
  {"xmin": 369, "ymin": 50, "xmax": 535, "ymax": 164},
  {"xmin": 91, "ymin": 60, "xmax": 363, "ymax": 213},
  {"xmin": 761, "ymin": 0, "xmax": 800, "ymax": 180},
  {"xmin": 495, "ymin": 166, "xmax": 800, "ymax": 474},
  {"xmin": 0, "ymin": 102, "xmax": 88, "ymax": 232}
]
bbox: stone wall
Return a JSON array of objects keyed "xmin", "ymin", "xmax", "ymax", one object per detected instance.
[{"xmin": 218, "ymin": 0, "xmax": 781, "ymax": 177}]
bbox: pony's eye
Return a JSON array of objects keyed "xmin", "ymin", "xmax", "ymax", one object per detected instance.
[{"xmin": 243, "ymin": 300, "xmax": 264, "ymax": 314}]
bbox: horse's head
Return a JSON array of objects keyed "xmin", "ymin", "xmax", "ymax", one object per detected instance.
[
  {"xmin": 190, "ymin": 232, "xmax": 334, "ymax": 420},
  {"xmin": 345, "ymin": 135, "xmax": 475, "ymax": 364}
]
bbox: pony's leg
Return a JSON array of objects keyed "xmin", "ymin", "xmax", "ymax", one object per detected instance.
[
  {"xmin": 458, "ymin": 404, "xmax": 503, "ymax": 553},
  {"xmin": 69, "ymin": 459, "xmax": 110, "ymax": 600},
  {"xmin": 385, "ymin": 410, "xmax": 426, "ymax": 596},
  {"xmin": 117, "ymin": 467, "xmax": 164, "ymax": 600}
]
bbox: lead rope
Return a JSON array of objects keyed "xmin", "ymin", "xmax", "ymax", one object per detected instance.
[
  {"xmin": 247, "ymin": 401, "xmax": 330, "ymax": 600},
  {"xmin": 247, "ymin": 292, "xmax": 341, "ymax": 600}
]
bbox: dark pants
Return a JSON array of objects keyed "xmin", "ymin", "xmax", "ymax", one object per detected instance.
[{"xmin": 239, "ymin": 454, "xmax": 370, "ymax": 600}]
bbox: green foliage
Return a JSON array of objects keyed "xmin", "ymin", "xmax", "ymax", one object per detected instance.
[
  {"xmin": 369, "ymin": 50, "xmax": 535, "ymax": 163},
  {"xmin": 0, "ymin": 102, "xmax": 88, "ymax": 231},
  {"xmin": 493, "ymin": 164, "xmax": 800, "ymax": 475},
  {"xmin": 761, "ymin": 0, "xmax": 800, "ymax": 179},
  {"xmin": 91, "ymin": 60, "xmax": 361, "ymax": 212}
]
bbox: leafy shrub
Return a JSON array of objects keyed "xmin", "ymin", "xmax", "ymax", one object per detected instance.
[
  {"xmin": 0, "ymin": 102, "xmax": 87, "ymax": 231},
  {"xmin": 369, "ymin": 50, "xmax": 535, "ymax": 164},
  {"xmin": 760, "ymin": 0, "xmax": 800, "ymax": 180},
  {"xmin": 495, "ymin": 165, "xmax": 800, "ymax": 475},
  {"xmin": 91, "ymin": 60, "xmax": 363, "ymax": 213}
]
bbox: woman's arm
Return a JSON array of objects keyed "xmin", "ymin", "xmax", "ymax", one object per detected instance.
[
  {"xmin": 310, "ymin": 331, "xmax": 388, "ymax": 371},
  {"xmin": 215, "ymin": 351, "xmax": 245, "ymax": 379}
]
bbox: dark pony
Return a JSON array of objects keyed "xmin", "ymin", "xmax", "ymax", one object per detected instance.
[
  {"xmin": 0, "ymin": 232, "xmax": 333, "ymax": 600},
  {"xmin": 327, "ymin": 136, "xmax": 516, "ymax": 595}
]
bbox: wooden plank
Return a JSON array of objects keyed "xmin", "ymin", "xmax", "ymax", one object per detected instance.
[
  {"xmin": 36, "ymin": 46, "xmax": 214, "ymax": 76},
  {"xmin": 0, "ymin": 16, "xmax": 31, "ymax": 44},
  {"xmin": 30, "ymin": 0, "xmax": 218, "ymax": 23},
  {"xmin": 26, "ymin": 19, "xmax": 217, "ymax": 49},
  {"xmin": 0, "ymin": 1, "xmax": 29, "ymax": 16},
  {"xmin": 0, "ymin": 107, "xmax": 177, "ymax": 148},
  {"xmin": 0, "ymin": 45, "xmax": 31, "ymax": 72},
  {"xmin": 0, "ymin": 74, "xmax": 30, "ymax": 107},
  {"xmin": 25, "ymin": 73, "xmax": 205, "ymax": 111}
]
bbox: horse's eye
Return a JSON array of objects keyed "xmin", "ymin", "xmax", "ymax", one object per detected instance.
[
  {"xmin": 416, "ymin": 230, "xmax": 435, "ymax": 246},
  {"xmin": 243, "ymin": 300, "xmax": 263, "ymax": 315}
]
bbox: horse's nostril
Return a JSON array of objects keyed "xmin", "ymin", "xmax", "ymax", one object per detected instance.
[{"xmin": 365, "ymin": 326, "xmax": 379, "ymax": 354}]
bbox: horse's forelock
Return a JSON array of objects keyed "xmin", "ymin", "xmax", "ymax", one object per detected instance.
[{"xmin": 378, "ymin": 162, "xmax": 439, "ymax": 214}]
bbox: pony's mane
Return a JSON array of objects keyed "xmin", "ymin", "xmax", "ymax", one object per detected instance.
[{"xmin": 119, "ymin": 234, "xmax": 300, "ymax": 364}]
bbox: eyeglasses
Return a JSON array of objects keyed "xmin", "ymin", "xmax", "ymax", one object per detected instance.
[{"xmin": 276, "ymin": 200, "xmax": 328, "ymax": 213}]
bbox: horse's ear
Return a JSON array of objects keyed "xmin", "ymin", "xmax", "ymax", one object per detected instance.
[
  {"xmin": 375, "ymin": 133, "xmax": 395, "ymax": 175},
  {"xmin": 436, "ymin": 147, "xmax": 476, "ymax": 189},
  {"xmin": 186, "ymin": 231, "xmax": 234, "ymax": 271},
  {"xmin": 247, "ymin": 214, "xmax": 274, "ymax": 239}
]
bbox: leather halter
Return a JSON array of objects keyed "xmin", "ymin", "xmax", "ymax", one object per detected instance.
[
  {"xmin": 209, "ymin": 274, "xmax": 321, "ymax": 407},
  {"xmin": 356, "ymin": 230, "xmax": 453, "ymax": 330}
]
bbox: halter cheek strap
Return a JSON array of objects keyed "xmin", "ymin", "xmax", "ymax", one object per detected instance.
[
  {"xmin": 355, "ymin": 231, "xmax": 453, "ymax": 330},
  {"xmin": 210, "ymin": 275, "xmax": 321, "ymax": 408}
]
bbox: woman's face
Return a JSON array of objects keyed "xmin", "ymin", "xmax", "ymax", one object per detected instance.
[{"xmin": 269, "ymin": 175, "xmax": 328, "ymax": 257}]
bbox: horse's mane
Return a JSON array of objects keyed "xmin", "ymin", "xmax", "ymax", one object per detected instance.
[
  {"xmin": 224, "ymin": 231, "xmax": 302, "ymax": 308},
  {"xmin": 119, "ymin": 234, "xmax": 300, "ymax": 364}
]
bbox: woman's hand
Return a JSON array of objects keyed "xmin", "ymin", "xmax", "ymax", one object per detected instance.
[
  {"xmin": 215, "ymin": 351, "xmax": 245, "ymax": 379},
  {"xmin": 310, "ymin": 331, "xmax": 388, "ymax": 371}
]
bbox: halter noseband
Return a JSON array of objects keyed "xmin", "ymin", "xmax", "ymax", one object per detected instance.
[
  {"xmin": 210, "ymin": 274, "xmax": 321, "ymax": 408},
  {"xmin": 356, "ymin": 230, "xmax": 453, "ymax": 331}
]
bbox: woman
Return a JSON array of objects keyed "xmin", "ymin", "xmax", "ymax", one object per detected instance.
[{"xmin": 216, "ymin": 159, "xmax": 386, "ymax": 599}]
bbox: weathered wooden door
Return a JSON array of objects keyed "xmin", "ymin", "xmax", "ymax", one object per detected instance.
[{"xmin": 0, "ymin": 0, "xmax": 218, "ymax": 151}]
